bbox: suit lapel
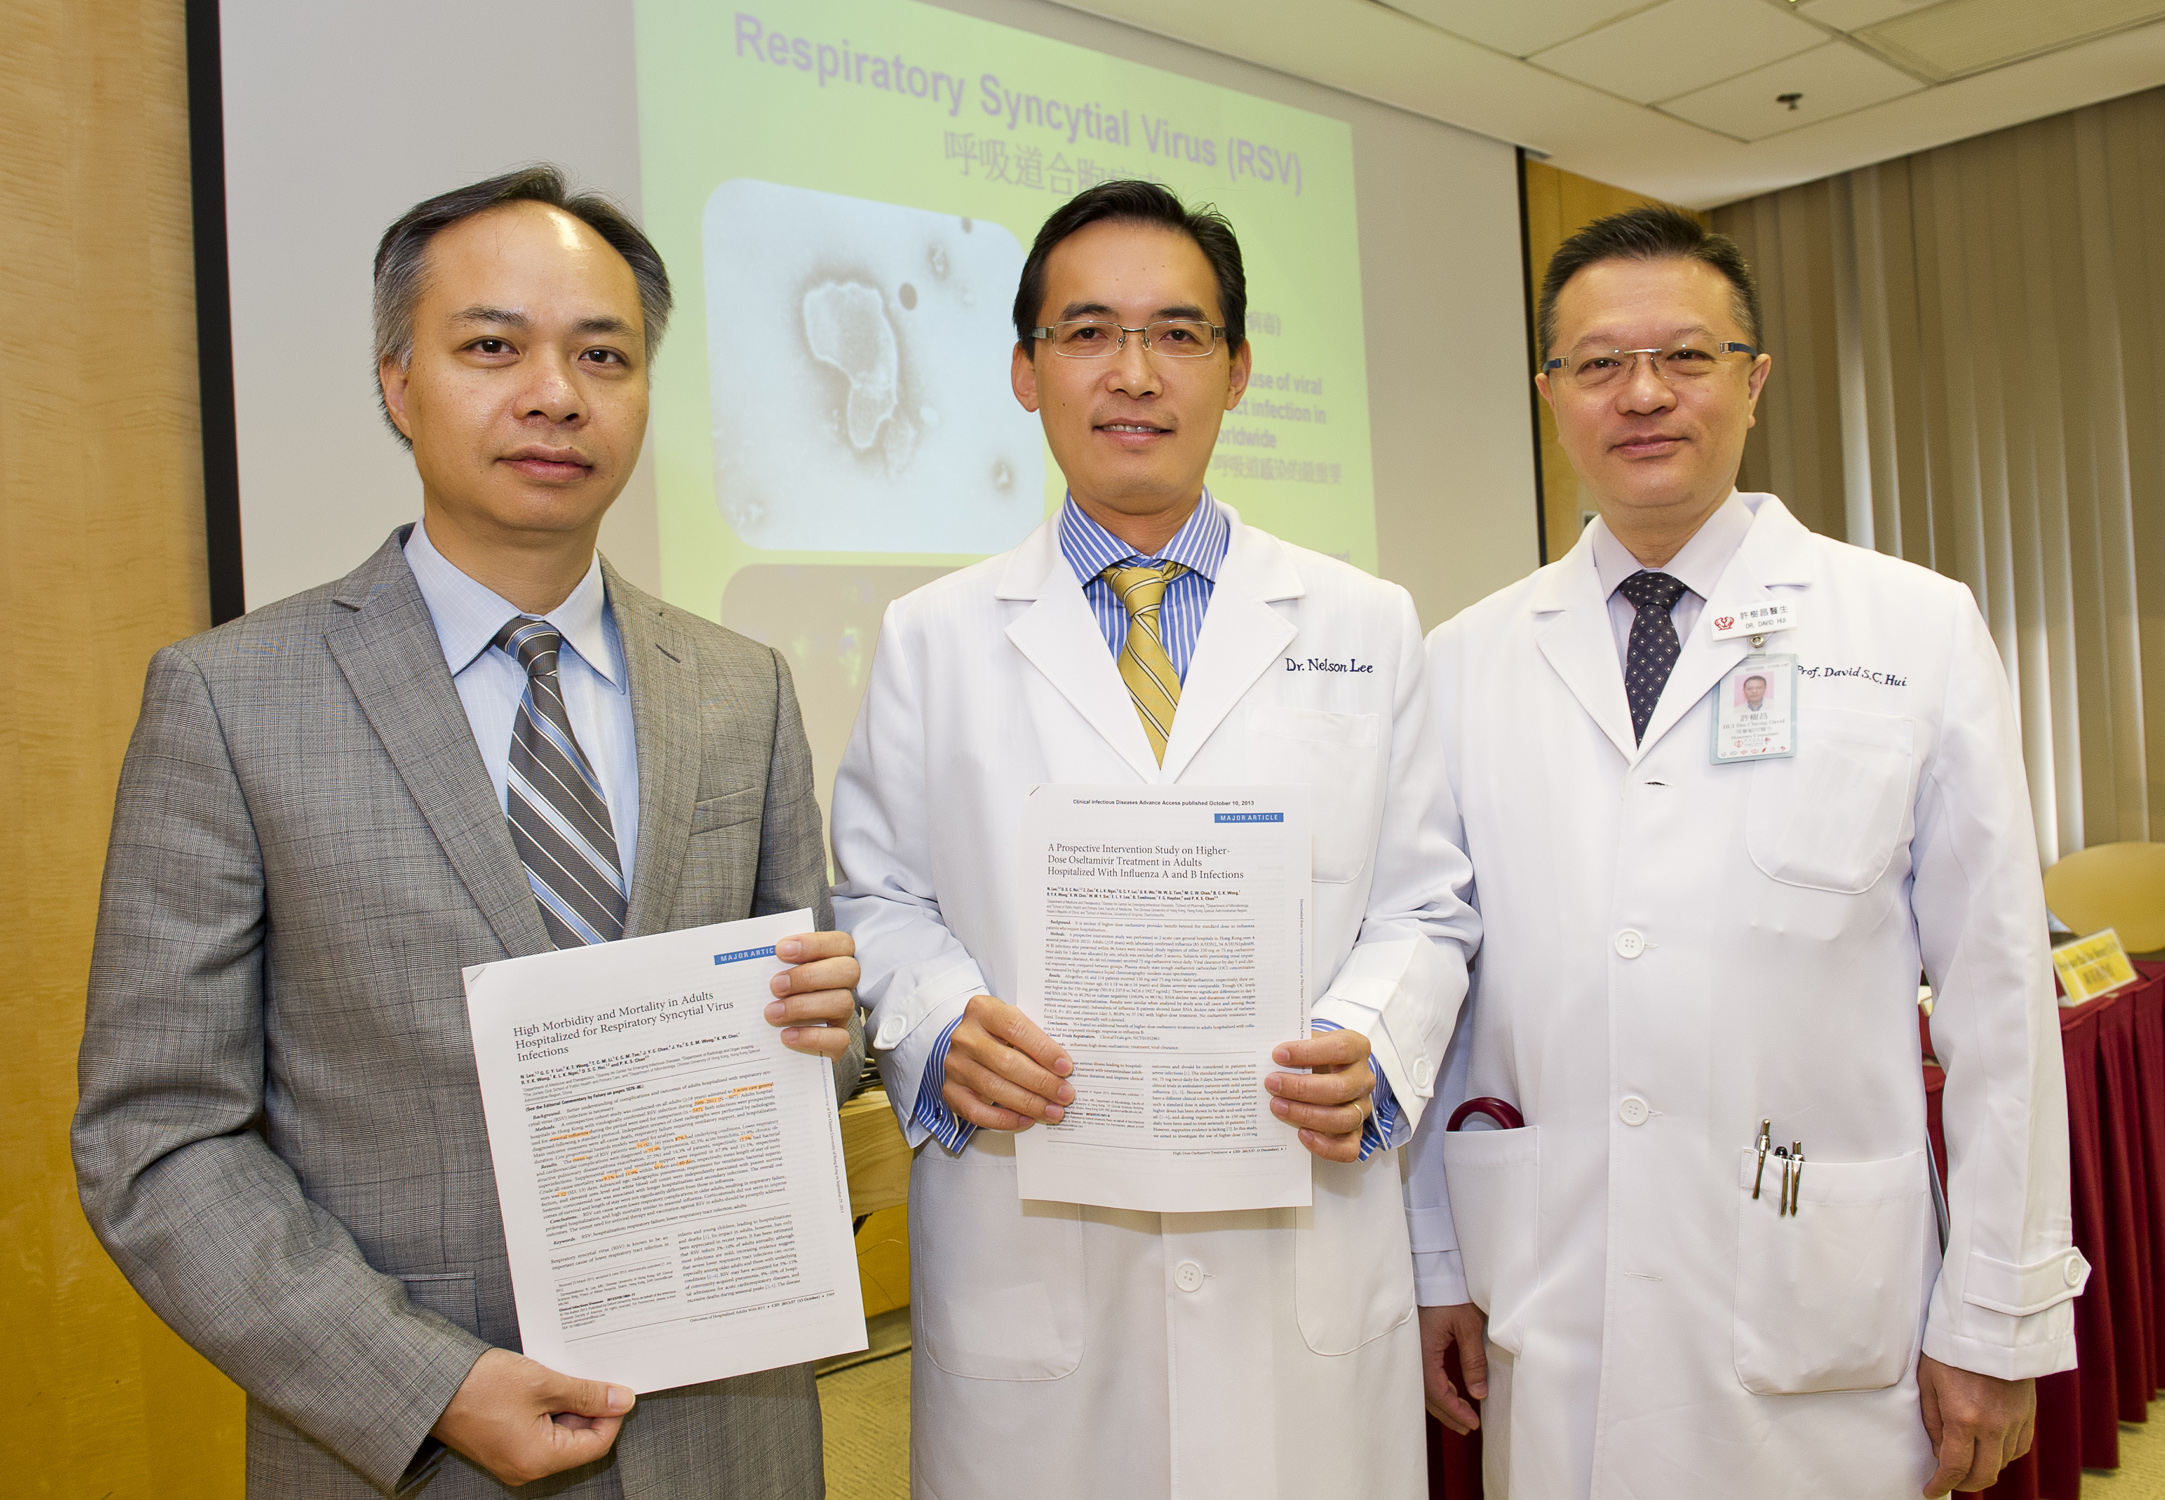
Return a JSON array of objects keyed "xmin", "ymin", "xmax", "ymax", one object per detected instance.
[
  {"xmin": 1158, "ymin": 521, "xmax": 1300, "ymax": 783},
  {"xmin": 611, "ymin": 568, "xmax": 699, "ymax": 939},
  {"xmin": 1532, "ymin": 541, "xmax": 1639, "ymax": 763},
  {"xmin": 325, "ymin": 532, "xmax": 550, "ymax": 959},
  {"xmin": 1001, "ymin": 519, "xmax": 1162, "ymax": 780}
]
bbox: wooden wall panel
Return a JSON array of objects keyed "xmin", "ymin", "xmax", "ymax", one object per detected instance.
[
  {"xmin": 1520, "ymin": 160, "xmax": 1709, "ymax": 561},
  {"xmin": 0, "ymin": 0, "xmax": 244, "ymax": 1494}
]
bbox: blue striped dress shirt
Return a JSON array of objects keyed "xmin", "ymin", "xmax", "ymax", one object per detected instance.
[
  {"xmin": 909, "ymin": 494, "xmax": 1398, "ymax": 1160},
  {"xmin": 1061, "ymin": 490, "xmax": 1227, "ymax": 674}
]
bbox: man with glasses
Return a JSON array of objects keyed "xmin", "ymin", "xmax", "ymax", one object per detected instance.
[
  {"xmin": 1408, "ymin": 206, "xmax": 2082, "ymax": 1498},
  {"xmin": 831, "ymin": 180, "xmax": 1478, "ymax": 1498}
]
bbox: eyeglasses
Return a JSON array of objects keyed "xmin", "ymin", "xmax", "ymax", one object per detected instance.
[
  {"xmin": 1032, "ymin": 319, "xmax": 1226, "ymax": 359},
  {"xmin": 1542, "ymin": 341, "xmax": 1760, "ymax": 391}
]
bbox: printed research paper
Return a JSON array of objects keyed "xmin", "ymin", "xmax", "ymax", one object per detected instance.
[
  {"xmin": 463, "ymin": 911, "xmax": 865, "ymax": 1392},
  {"xmin": 1015, "ymin": 785, "xmax": 1312, "ymax": 1212}
]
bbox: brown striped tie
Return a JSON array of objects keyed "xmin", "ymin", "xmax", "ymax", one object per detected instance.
[{"xmin": 1102, "ymin": 561, "xmax": 1189, "ymax": 764}]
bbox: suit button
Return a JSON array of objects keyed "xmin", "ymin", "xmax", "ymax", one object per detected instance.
[
  {"xmin": 1614, "ymin": 929, "xmax": 1646, "ymax": 959},
  {"xmin": 1175, "ymin": 1260, "xmax": 1205, "ymax": 1293},
  {"xmin": 1618, "ymin": 1095, "xmax": 1650, "ymax": 1126},
  {"xmin": 1414, "ymin": 1054, "xmax": 1435, "ymax": 1091},
  {"xmin": 2065, "ymin": 1256, "xmax": 2087, "ymax": 1287}
]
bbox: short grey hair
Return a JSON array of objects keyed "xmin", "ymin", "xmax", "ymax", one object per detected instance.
[{"xmin": 371, "ymin": 164, "xmax": 673, "ymax": 444}]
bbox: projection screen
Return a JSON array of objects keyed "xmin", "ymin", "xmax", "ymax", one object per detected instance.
[{"xmin": 209, "ymin": 0, "xmax": 1539, "ymax": 817}]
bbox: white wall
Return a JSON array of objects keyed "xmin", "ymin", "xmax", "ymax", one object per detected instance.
[{"xmin": 220, "ymin": 1, "xmax": 660, "ymax": 605}]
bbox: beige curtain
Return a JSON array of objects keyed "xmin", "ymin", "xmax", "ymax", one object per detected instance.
[{"xmin": 1712, "ymin": 86, "xmax": 2165, "ymax": 868}]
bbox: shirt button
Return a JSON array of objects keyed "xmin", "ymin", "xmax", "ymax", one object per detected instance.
[
  {"xmin": 1175, "ymin": 1260, "xmax": 1205, "ymax": 1293},
  {"xmin": 1615, "ymin": 929, "xmax": 1646, "ymax": 959},
  {"xmin": 1618, "ymin": 1095, "xmax": 1651, "ymax": 1126}
]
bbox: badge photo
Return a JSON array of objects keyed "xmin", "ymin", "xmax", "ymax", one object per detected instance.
[{"xmin": 1713, "ymin": 654, "xmax": 1798, "ymax": 763}]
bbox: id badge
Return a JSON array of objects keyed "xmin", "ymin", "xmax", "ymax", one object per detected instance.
[{"xmin": 1713, "ymin": 654, "xmax": 1797, "ymax": 763}]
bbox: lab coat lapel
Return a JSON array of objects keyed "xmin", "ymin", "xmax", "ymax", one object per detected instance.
[
  {"xmin": 1000, "ymin": 517, "xmax": 1162, "ymax": 781},
  {"xmin": 1636, "ymin": 498, "xmax": 1816, "ymax": 757},
  {"xmin": 1158, "ymin": 518, "xmax": 1300, "ymax": 783},
  {"xmin": 610, "ymin": 568, "xmax": 698, "ymax": 939},
  {"xmin": 1531, "ymin": 539, "xmax": 1639, "ymax": 763}
]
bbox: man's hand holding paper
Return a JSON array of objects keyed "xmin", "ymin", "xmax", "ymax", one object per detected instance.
[
  {"xmin": 461, "ymin": 911, "xmax": 868, "ymax": 1401},
  {"xmin": 1268, "ymin": 1028, "xmax": 1376, "ymax": 1162},
  {"xmin": 941, "ymin": 994, "xmax": 1076, "ymax": 1129},
  {"xmin": 767, "ymin": 930, "xmax": 861, "ymax": 1058},
  {"xmin": 432, "ymin": 926, "xmax": 857, "ymax": 1485},
  {"xmin": 940, "ymin": 991, "xmax": 1371, "ymax": 1163}
]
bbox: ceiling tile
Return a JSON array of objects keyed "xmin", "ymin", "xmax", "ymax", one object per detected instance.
[
  {"xmin": 1792, "ymin": 0, "xmax": 1937, "ymax": 31},
  {"xmin": 1376, "ymin": 0, "xmax": 1663, "ymax": 57},
  {"xmin": 1659, "ymin": 39, "xmax": 1926, "ymax": 139},
  {"xmin": 1530, "ymin": 0, "xmax": 1828, "ymax": 104},
  {"xmin": 1858, "ymin": 0, "xmax": 2165, "ymax": 81}
]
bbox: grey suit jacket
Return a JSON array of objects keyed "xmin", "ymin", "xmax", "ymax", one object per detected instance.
[{"xmin": 73, "ymin": 530, "xmax": 860, "ymax": 1498}]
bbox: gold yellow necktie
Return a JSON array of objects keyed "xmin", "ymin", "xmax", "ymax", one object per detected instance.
[{"xmin": 1102, "ymin": 560, "xmax": 1189, "ymax": 764}]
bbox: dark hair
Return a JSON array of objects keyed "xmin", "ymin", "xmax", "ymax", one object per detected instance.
[
  {"xmin": 1011, "ymin": 179, "xmax": 1247, "ymax": 355},
  {"xmin": 1537, "ymin": 205, "xmax": 1762, "ymax": 363},
  {"xmin": 372, "ymin": 165, "xmax": 673, "ymax": 444}
]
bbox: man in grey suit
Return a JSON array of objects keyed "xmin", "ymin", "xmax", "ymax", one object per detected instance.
[{"xmin": 73, "ymin": 166, "xmax": 860, "ymax": 1497}]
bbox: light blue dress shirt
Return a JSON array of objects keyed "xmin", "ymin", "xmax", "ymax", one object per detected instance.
[
  {"xmin": 403, "ymin": 520, "xmax": 640, "ymax": 891},
  {"xmin": 908, "ymin": 493, "xmax": 1399, "ymax": 1159},
  {"xmin": 1062, "ymin": 488, "xmax": 1228, "ymax": 672}
]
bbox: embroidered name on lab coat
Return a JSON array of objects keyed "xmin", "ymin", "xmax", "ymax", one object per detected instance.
[
  {"xmin": 1284, "ymin": 657, "xmax": 1376, "ymax": 674},
  {"xmin": 1798, "ymin": 664, "xmax": 1910, "ymax": 687}
]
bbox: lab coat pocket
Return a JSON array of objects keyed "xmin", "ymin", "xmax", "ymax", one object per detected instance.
[
  {"xmin": 1248, "ymin": 705, "xmax": 1383, "ymax": 884},
  {"xmin": 1295, "ymin": 1154, "xmax": 1416, "ymax": 1355},
  {"xmin": 1745, "ymin": 707, "xmax": 1915, "ymax": 894},
  {"xmin": 1732, "ymin": 1148, "xmax": 1929, "ymax": 1395},
  {"xmin": 912, "ymin": 1137, "xmax": 1085, "ymax": 1381},
  {"xmin": 1439, "ymin": 1126, "xmax": 1540, "ymax": 1353}
]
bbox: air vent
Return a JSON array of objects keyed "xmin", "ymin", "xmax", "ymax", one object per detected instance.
[{"xmin": 1858, "ymin": 0, "xmax": 2165, "ymax": 81}]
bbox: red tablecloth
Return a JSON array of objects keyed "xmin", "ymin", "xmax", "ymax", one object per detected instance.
[{"xmin": 1432, "ymin": 966, "xmax": 2165, "ymax": 1500}]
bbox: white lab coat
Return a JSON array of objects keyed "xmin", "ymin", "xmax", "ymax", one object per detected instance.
[
  {"xmin": 833, "ymin": 505, "xmax": 1479, "ymax": 1500},
  {"xmin": 1405, "ymin": 494, "xmax": 2085, "ymax": 1499}
]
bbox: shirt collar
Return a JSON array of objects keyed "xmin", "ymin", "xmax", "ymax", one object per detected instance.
[
  {"xmin": 1058, "ymin": 489, "xmax": 1230, "ymax": 588},
  {"xmin": 1590, "ymin": 489, "xmax": 1753, "ymax": 603},
  {"xmin": 403, "ymin": 518, "xmax": 622, "ymax": 689}
]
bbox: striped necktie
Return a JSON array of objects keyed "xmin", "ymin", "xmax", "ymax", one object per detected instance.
[
  {"xmin": 1102, "ymin": 560, "xmax": 1189, "ymax": 764},
  {"xmin": 494, "ymin": 618, "xmax": 628, "ymax": 948}
]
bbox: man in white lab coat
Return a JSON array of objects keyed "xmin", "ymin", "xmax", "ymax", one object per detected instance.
[
  {"xmin": 1407, "ymin": 206, "xmax": 2086, "ymax": 1499},
  {"xmin": 832, "ymin": 180, "xmax": 1479, "ymax": 1499}
]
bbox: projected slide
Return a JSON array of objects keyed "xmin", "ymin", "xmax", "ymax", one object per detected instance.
[
  {"xmin": 633, "ymin": 0, "xmax": 1374, "ymax": 767},
  {"xmin": 703, "ymin": 180, "xmax": 1042, "ymax": 553}
]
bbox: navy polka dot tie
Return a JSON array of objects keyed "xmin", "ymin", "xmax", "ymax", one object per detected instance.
[{"xmin": 1617, "ymin": 570, "xmax": 1690, "ymax": 745}]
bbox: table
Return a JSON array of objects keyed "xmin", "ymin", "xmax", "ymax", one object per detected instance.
[
  {"xmin": 1431, "ymin": 967, "xmax": 2165, "ymax": 1499},
  {"xmin": 1971, "ymin": 967, "xmax": 2165, "ymax": 1499}
]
